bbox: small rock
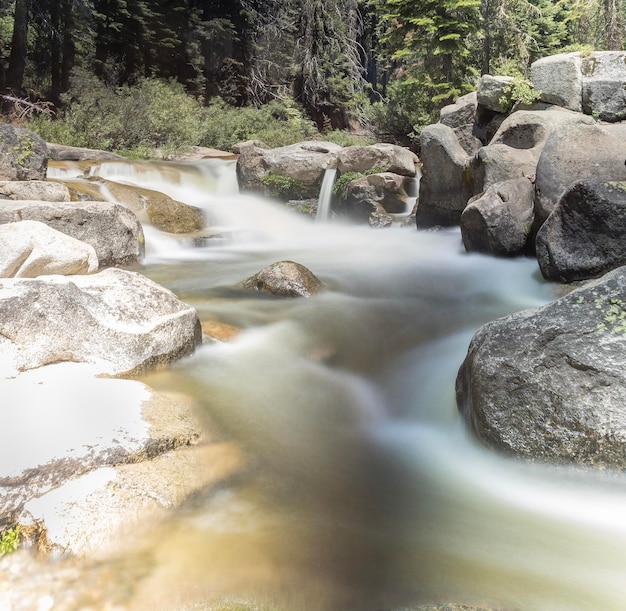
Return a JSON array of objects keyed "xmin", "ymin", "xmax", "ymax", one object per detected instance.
[{"xmin": 241, "ymin": 261, "xmax": 324, "ymax": 297}]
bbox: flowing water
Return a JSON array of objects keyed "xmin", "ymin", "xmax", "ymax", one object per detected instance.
[{"xmin": 50, "ymin": 159, "xmax": 626, "ymax": 610}]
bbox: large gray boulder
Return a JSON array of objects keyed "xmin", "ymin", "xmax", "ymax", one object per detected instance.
[
  {"xmin": 0, "ymin": 268, "xmax": 201, "ymax": 378},
  {"xmin": 460, "ymin": 177, "xmax": 534, "ymax": 256},
  {"xmin": 472, "ymin": 108, "xmax": 594, "ymax": 193},
  {"xmin": 416, "ymin": 124, "xmax": 473, "ymax": 227},
  {"xmin": 0, "ymin": 180, "xmax": 70, "ymax": 202},
  {"xmin": 530, "ymin": 52, "xmax": 583, "ymax": 112},
  {"xmin": 0, "ymin": 200, "xmax": 144, "ymax": 268},
  {"xmin": 440, "ymin": 93, "xmax": 482, "ymax": 154},
  {"xmin": 457, "ymin": 265, "xmax": 626, "ymax": 469},
  {"xmin": 530, "ymin": 51, "xmax": 626, "ymax": 121},
  {"xmin": 0, "ymin": 220, "xmax": 98, "ymax": 278},
  {"xmin": 336, "ymin": 143, "xmax": 418, "ymax": 177},
  {"xmin": 236, "ymin": 141, "xmax": 342, "ymax": 195},
  {"xmin": 0, "ymin": 125, "xmax": 48, "ymax": 181},
  {"xmin": 534, "ymin": 122, "xmax": 626, "ymax": 224},
  {"xmin": 536, "ymin": 180, "xmax": 626, "ymax": 282},
  {"xmin": 582, "ymin": 51, "xmax": 626, "ymax": 122}
]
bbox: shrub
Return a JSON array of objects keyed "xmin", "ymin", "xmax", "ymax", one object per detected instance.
[
  {"xmin": 499, "ymin": 77, "xmax": 542, "ymax": 112},
  {"xmin": 261, "ymin": 172, "xmax": 307, "ymax": 199},
  {"xmin": 332, "ymin": 166, "xmax": 386, "ymax": 200},
  {"xmin": 321, "ymin": 130, "xmax": 376, "ymax": 147},
  {"xmin": 366, "ymin": 79, "xmax": 435, "ymax": 152},
  {"xmin": 198, "ymin": 98, "xmax": 317, "ymax": 151},
  {"xmin": 0, "ymin": 526, "xmax": 19, "ymax": 557},
  {"xmin": 28, "ymin": 69, "xmax": 204, "ymax": 155}
]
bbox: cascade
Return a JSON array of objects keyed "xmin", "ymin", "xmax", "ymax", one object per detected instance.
[
  {"xmin": 315, "ymin": 165, "xmax": 338, "ymax": 222},
  {"xmin": 46, "ymin": 157, "xmax": 626, "ymax": 611}
]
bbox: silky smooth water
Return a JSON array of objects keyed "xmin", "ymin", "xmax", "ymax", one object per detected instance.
[{"xmin": 57, "ymin": 160, "xmax": 626, "ymax": 610}]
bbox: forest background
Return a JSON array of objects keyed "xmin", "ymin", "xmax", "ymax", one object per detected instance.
[{"xmin": 0, "ymin": 0, "xmax": 623, "ymax": 155}]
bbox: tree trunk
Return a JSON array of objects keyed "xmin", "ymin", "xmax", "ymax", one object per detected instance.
[
  {"xmin": 6, "ymin": 0, "xmax": 30, "ymax": 92},
  {"xmin": 604, "ymin": 0, "xmax": 622, "ymax": 50}
]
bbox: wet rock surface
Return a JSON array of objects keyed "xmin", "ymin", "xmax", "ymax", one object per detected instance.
[
  {"xmin": 241, "ymin": 260, "xmax": 324, "ymax": 297},
  {"xmin": 457, "ymin": 265, "xmax": 626, "ymax": 469}
]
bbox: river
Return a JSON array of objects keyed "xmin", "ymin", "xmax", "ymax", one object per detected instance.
[{"xmin": 49, "ymin": 158, "xmax": 626, "ymax": 610}]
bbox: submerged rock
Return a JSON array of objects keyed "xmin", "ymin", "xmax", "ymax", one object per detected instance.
[
  {"xmin": 457, "ymin": 265, "xmax": 626, "ymax": 469},
  {"xmin": 85, "ymin": 177, "xmax": 206, "ymax": 234},
  {"xmin": 0, "ymin": 267, "xmax": 201, "ymax": 378},
  {"xmin": 241, "ymin": 260, "xmax": 324, "ymax": 297},
  {"xmin": 0, "ymin": 364, "xmax": 201, "ymax": 518},
  {"xmin": 0, "ymin": 363, "xmax": 244, "ymax": 560}
]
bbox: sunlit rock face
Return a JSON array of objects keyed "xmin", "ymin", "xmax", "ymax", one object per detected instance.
[
  {"xmin": 236, "ymin": 140, "xmax": 342, "ymax": 197},
  {"xmin": 531, "ymin": 51, "xmax": 626, "ymax": 122},
  {"xmin": 0, "ymin": 201, "xmax": 144, "ymax": 269},
  {"xmin": 0, "ymin": 267, "xmax": 202, "ymax": 378},
  {"xmin": 336, "ymin": 143, "xmax": 418, "ymax": 176},
  {"xmin": 533, "ymin": 122, "xmax": 626, "ymax": 225},
  {"xmin": 0, "ymin": 220, "xmax": 99, "ymax": 277},
  {"xmin": 0, "ymin": 180, "xmax": 70, "ymax": 201},
  {"xmin": 457, "ymin": 265, "xmax": 626, "ymax": 469}
]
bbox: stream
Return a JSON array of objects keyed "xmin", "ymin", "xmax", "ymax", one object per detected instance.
[{"xmin": 46, "ymin": 158, "xmax": 626, "ymax": 610}]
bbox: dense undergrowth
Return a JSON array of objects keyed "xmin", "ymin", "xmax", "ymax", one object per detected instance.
[{"xmin": 25, "ymin": 70, "xmax": 377, "ymax": 157}]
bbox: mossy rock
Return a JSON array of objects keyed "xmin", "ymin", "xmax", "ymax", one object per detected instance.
[{"xmin": 69, "ymin": 177, "xmax": 206, "ymax": 233}]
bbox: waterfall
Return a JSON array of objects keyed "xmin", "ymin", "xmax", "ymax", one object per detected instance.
[{"xmin": 315, "ymin": 166, "xmax": 337, "ymax": 222}]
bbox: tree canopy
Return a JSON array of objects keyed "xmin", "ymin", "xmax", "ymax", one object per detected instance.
[{"xmin": 0, "ymin": 0, "xmax": 623, "ymax": 147}]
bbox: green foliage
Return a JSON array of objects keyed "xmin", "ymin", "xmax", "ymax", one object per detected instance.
[
  {"xmin": 28, "ymin": 69, "xmax": 204, "ymax": 155},
  {"xmin": 198, "ymin": 98, "xmax": 317, "ymax": 151},
  {"xmin": 498, "ymin": 77, "xmax": 542, "ymax": 111},
  {"xmin": 380, "ymin": 0, "xmax": 482, "ymax": 108},
  {"xmin": 366, "ymin": 78, "xmax": 436, "ymax": 150},
  {"xmin": 321, "ymin": 130, "xmax": 377, "ymax": 147},
  {"xmin": 261, "ymin": 172, "xmax": 307, "ymax": 199},
  {"xmin": 333, "ymin": 166, "xmax": 386, "ymax": 200},
  {"xmin": 295, "ymin": 0, "xmax": 368, "ymax": 128},
  {"xmin": 0, "ymin": 526, "xmax": 20, "ymax": 557}
]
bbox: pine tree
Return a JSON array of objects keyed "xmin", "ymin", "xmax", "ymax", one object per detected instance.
[
  {"xmin": 380, "ymin": 0, "xmax": 482, "ymax": 107},
  {"xmin": 295, "ymin": 0, "xmax": 367, "ymax": 129}
]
